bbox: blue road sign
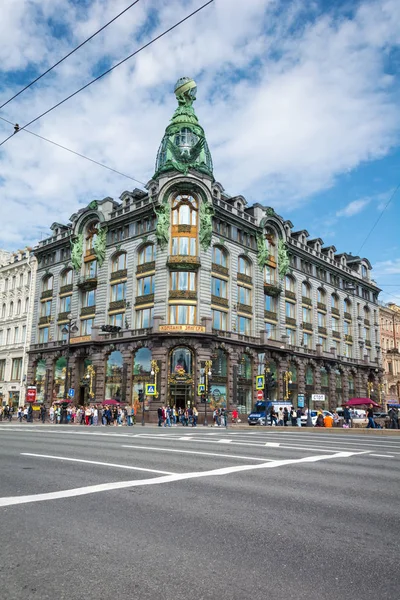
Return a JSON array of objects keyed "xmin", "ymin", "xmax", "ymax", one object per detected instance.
[
  {"xmin": 145, "ymin": 384, "xmax": 156, "ymax": 396},
  {"xmin": 68, "ymin": 388, "xmax": 75, "ymax": 398}
]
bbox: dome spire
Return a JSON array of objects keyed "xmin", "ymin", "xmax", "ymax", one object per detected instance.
[{"xmin": 154, "ymin": 77, "xmax": 213, "ymax": 178}]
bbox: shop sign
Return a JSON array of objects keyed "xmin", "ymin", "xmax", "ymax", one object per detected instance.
[
  {"xmin": 26, "ymin": 386, "xmax": 36, "ymax": 403},
  {"xmin": 70, "ymin": 335, "xmax": 91, "ymax": 345},
  {"xmin": 312, "ymin": 394, "xmax": 325, "ymax": 402},
  {"xmin": 256, "ymin": 375, "xmax": 265, "ymax": 390},
  {"xmin": 159, "ymin": 325, "xmax": 206, "ymax": 333}
]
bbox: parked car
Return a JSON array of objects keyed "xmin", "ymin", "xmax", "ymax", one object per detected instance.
[{"xmin": 301, "ymin": 410, "xmax": 333, "ymax": 426}]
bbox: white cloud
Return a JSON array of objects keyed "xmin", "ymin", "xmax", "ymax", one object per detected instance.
[
  {"xmin": 336, "ymin": 198, "xmax": 371, "ymax": 217},
  {"xmin": 0, "ymin": 0, "xmax": 400, "ymax": 248},
  {"xmin": 374, "ymin": 259, "xmax": 400, "ymax": 275}
]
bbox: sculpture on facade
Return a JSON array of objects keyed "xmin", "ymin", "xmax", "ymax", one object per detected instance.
[
  {"xmin": 70, "ymin": 233, "xmax": 84, "ymax": 271},
  {"xmin": 93, "ymin": 225, "xmax": 108, "ymax": 267},
  {"xmin": 256, "ymin": 232, "xmax": 269, "ymax": 269},
  {"xmin": 278, "ymin": 238, "xmax": 290, "ymax": 278},
  {"xmin": 155, "ymin": 197, "xmax": 170, "ymax": 249},
  {"xmin": 199, "ymin": 200, "xmax": 215, "ymax": 250}
]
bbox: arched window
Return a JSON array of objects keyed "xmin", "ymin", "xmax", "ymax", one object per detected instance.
[
  {"xmin": 172, "ymin": 194, "xmax": 198, "ymax": 226},
  {"xmin": 16, "ymin": 300, "xmax": 21, "ymax": 315},
  {"xmin": 212, "ymin": 246, "xmax": 228, "ymax": 268},
  {"xmin": 320, "ymin": 367, "xmax": 329, "ymax": 387},
  {"xmin": 24, "ymin": 298, "xmax": 29, "ymax": 313},
  {"xmin": 19, "ymin": 273, "xmax": 24, "ymax": 287},
  {"xmin": 85, "ymin": 220, "xmax": 99, "ymax": 255},
  {"xmin": 212, "ymin": 349, "xmax": 228, "ymax": 377},
  {"xmin": 35, "ymin": 359, "xmax": 47, "ymax": 403},
  {"xmin": 317, "ymin": 288, "xmax": 326, "ymax": 304},
  {"xmin": 138, "ymin": 243, "xmax": 155, "ymax": 265},
  {"xmin": 302, "ymin": 282, "xmax": 311, "ymax": 299},
  {"xmin": 170, "ymin": 347, "xmax": 192, "ymax": 375},
  {"xmin": 363, "ymin": 306, "xmax": 370, "ymax": 320},
  {"xmin": 12, "ymin": 276, "xmax": 16, "ymax": 290},
  {"xmin": 306, "ymin": 365, "xmax": 314, "ymax": 385},
  {"xmin": 4, "ymin": 278, "xmax": 8, "ymax": 292},
  {"xmin": 1, "ymin": 304, "xmax": 6, "ymax": 318},
  {"xmin": 42, "ymin": 275, "xmax": 54, "ymax": 292},
  {"xmin": 344, "ymin": 298, "xmax": 351, "ymax": 315},
  {"xmin": 133, "ymin": 347, "xmax": 152, "ymax": 376},
  {"xmin": 112, "ymin": 252, "xmax": 127, "ymax": 272},
  {"xmin": 9, "ymin": 302, "xmax": 13, "ymax": 317},
  {"xmin": 285, "ymin": 275, "xmax": 295, "ymax": 293},
  {"xmin": 265, "ymin": 228, "xmax": 277, "ymax": 259},
  {"xmin": 331, "ymin": 293, "xmax": 339, "ymax": 309},
  {"xmin": 238, "ymin": 256, "xmax": 251, "ymax": 276},
  {"xmin": 239, "ymin": 354, "xmax": 252, "ymax": 380},
  {"xmin": 105, "ymin": 350, "xmax": 123, "ymax": 401},
  {"xmin": 53, "ymin": 357, "xmax": 67, "ymax": 399},
  {"xmin": 60, "ymin": 269, "xmax": 73, "ymax": 287}
]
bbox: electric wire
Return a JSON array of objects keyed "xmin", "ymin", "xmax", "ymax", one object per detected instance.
[
  {"xmin": 0, "ymin": 0, "xmax": 214, "ymax": 148},
  {"xmin": 357, "ymin": 182, "xmax": 400, "ymax": 254},
  {"xmin": 0, "ymin": 114, "xmax": 146, "ymax": 186},
  {"xmin": 0, "ymin": 0, "xmax": 142, "ymax": 110}
]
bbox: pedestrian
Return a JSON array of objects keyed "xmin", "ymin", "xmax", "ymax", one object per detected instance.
[
  {"xmin": 221, "ymin": 407, "xmax": 228, "ymax": 428},
  {"xmin": 343, "ymin": 405, "xmax": 351, "ymax": 428},
  {"xmin": 164, "ymin": 406, "xmax": 171, "ymax": 427},
  {"xmin": 232, "ymin": 408, "xmax": 238, "ymax": 424},
  {"xmin": 278, "ymin": 408, "xmax": 284, "ymax": 426},
  {"xmin": 333, "ymin": 410, "xmax": 340, "ymax": 427},
  {"xmin": 388, "ymin": 407, "xmax": 398, "ymax": 429},
  {"xmin": 192, "ymin": 406, "xmax": 198, "ymax": 427},
  {"xmin": 324, "ymin": 412, "xmax": 333, "ymax": 428},
  {"xmin": 296, "ymin": 407, "xmax": 302, "ymax": 427},
  {"xmin": 366, "ymin": 404, "xmax": 376, "ymax": 429},
  {"xmin": 17, "ymin": 406, "xmax": 23, "ymax": 422},
  {"xmin": 270, "ymin": 406, "xmax": 278, "ymax": 426},
  {"xmin": 315, "ymin": 412, "xmax": 324, "ymax": 427},
  {"xmin": 157, "ymin": 406, "xmax": 163, "ymax": 427},
  {"xmin": 290, "ymin": 407, "xmax": 297, "ymax": 427},
  {"xmin": 49, "ymin": 405, "xmax": 55, "ymax": 423},
  {"xmin": 113, "ymin": 407, "xmax": 118, "ymax": 426},
  {"xmin": 40, "ymin": 404, "xmax": 46, "ymax": 424},
  {"xmin": 283, "ymin": 407, "xmax": 289, "ymax": 426},
  {"xmin": 27, "ymin": 404, "xmax": 33, "ymax": 423},
  {"xmin": 93, "ymin": 406, "xmax": 98, "ymax": 426}
]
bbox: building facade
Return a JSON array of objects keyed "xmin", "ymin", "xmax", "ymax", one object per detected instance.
[
  {"xmin": 0, "ymin": 248, "xmax": 37, "ymax": 407},
  {"xmin": 27, "ymin": 77, "xmax": 382, "ymax": 417},
  {"xmin": 379, "ymin": 302, "xmax": 400, "ymax": 403}
]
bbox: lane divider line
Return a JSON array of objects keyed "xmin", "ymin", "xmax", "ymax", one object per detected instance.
[
  {"xmin": 20, "ymin": 453, "xmax": 175, "ymax": 475},
  {"xmin": 122, "ymin": 444, "xmax": 274, "ymax": 461},
  {"xmin": 0, "ymin": 450, "xmax": 365, "ymax": 508}
]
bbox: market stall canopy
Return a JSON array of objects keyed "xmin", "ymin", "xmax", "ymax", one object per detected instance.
[
  {"xmin": 102, "ymin": 399, "xmax": 124, "ymax": 405},
  {"xmin": 387, "ymin": 403, "xmax": 400, "ymax": 408},
  {"xmin": 346, "ymin": 398, "xmax": 380, "ymax": 407}
]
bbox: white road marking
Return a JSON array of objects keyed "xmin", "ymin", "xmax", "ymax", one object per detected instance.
[
  {"xmin": 121, "ymin": 444, "xmax": 274, "ymax": 461},
  {"xmin": 369, "ymin": 454, "xmax": 395, "ymax": 458},
  {"xmin": 21, "ymin": 453, "xmax": 174, "ymax": 475},
  {"xmin": 217, "ymin": 439, "xmax": 232, "ymax": 444},
  {"xmin": 265, "ymin": 442, "xmax": 280, "ymax": 447},
  {"xmin": 0, "ymin": 451, "xmax": 362, "ymax": 508}
]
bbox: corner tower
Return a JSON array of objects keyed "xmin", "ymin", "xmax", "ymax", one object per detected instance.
[{"xmin": 154, "ymin": 77, "xmax": 213, "ymax": 178}]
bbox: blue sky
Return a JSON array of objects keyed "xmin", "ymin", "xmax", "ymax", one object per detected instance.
[{"xmin": 0, "ymin": 0, "xmax": 399, "ymax": 302}]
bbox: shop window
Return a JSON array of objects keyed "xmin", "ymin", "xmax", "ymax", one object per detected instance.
[
  {"xmin": 213, "ymin": 349, "xmax": 228, "ymax": 378},
  {"xmin": 53, "ymin": 357, "xmax": 67, "ymax": 399},
  {"xmin": 105, "ymin": 350, "xmax": 123, "ymax": 401},
  {"xmin": 35, "ymin": 359, "xmax": 46, "ymax": 402},
  {"xmin": 133, "ymin": 347, "xmax": 152, "ymax": 376},
  {"xmin": 170, "ymin": 347, "xmax": 192, "ymax": 375},
  {"xmin": 306, "ymin": 366, "xmax": 314, "ymax": 385}
]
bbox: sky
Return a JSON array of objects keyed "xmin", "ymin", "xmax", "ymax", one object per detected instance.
[{"xmin": 0, "ymin": 0, "xmax": 400, "ymax": 304}]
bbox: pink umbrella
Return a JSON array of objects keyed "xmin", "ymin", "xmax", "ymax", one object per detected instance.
[{"xmin": 346, "ymin": 398, "xmax": 380, "ymax": 407}]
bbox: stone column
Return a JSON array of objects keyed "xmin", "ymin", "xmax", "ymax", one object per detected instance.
[
  {"xmin": 328, "ymin": 369, "xmax": 336, "ymax": 411},
  {"xmin": 297, "ymin": 360, "xmax": 306, "ymax": 395},
  {"xmin": 342, "ymin": 368, "xmax": 349, "ymax": 404},
  {"xmin": 91, "ymin": 352, "xmax": 106, "ymax": 402},
  {"xmin": 45, "ymin": 356, "xmax": 54, "ymax": 406},
  {"xmin": 314, "ymin": 363, "xmax": 321, "ymax": 393}
]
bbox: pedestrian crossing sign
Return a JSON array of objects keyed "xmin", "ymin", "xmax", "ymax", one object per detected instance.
[
  {"xmin": 145, "ymin": 384, "xmax": 157, "ymax": 396},
  {"xmin": 198, "ymin": 384, "xmax": 205, "ymax": 395},
  {"xmin": 256, "ymin": 375, "xmax": 265, "ymax": 390}
]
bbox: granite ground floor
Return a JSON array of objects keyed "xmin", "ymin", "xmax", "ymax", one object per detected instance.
[{"xmin": 27, "ymin": 333, "xmax": 384, "ymax": 418}]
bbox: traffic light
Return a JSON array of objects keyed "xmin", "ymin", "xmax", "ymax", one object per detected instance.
[
  {"xmin": 101, "ymin": 325, "xmax": 122, "ymax": 333},
  {"xmin": 200, "ymin": 393, "xmax": 206, "ymax": 403},
  {"xmin": 138, "ymin": 390, "xmax": 144, "ymax": 403}
]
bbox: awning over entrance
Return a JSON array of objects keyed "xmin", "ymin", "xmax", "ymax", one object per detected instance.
[{"xmin": 347, "ymin": 398, "xmax": 380, "ymax": 407}]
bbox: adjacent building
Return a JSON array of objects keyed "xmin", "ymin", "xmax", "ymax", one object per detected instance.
[
  {"xmin": 0, "ymin": 248, "xmax": 37, "ymax": 407},
  {"xmin": 27, "ymin": 77, "xmax": 382, "ymax": 417},
  {"xmin": 379, "ymin": 302, "xmax": 400, "ymax": 403}
]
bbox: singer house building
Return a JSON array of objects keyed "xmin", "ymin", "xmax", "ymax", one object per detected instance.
[{"xmin": 27, "ymin": 77, "xmax": 383, "ymax": 419}]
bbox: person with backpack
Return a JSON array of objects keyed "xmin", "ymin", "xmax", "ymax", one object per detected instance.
[{"xmin": 296, "ymin": 407, "xmax": 303, "ymax": 427}]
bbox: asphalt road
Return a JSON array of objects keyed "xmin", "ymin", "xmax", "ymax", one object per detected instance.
[{"xmin": 0, "ymin": 423, "xmax": 399, "ymax": 600}]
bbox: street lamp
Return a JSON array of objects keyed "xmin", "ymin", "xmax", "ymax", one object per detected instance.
[
  {"xmin": 204, "ymin": 359, "xmax": 212, "ymax": 426},
  {"xmin": 61, "ymin": 313, "xmax": 78, "ymax": 401},
  {"xmin": 283, "ymin": 370, "xmax": 292, "ymax": 401}
]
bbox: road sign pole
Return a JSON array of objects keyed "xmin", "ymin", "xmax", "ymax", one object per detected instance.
[{"xmin": 306, "ymin": 393, "xmax": 313, "ymax": 427}]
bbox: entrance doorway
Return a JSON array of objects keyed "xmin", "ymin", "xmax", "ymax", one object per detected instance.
[{"xmin": 169, "ymin": 383, "xmax": 193, "ymax": 410}]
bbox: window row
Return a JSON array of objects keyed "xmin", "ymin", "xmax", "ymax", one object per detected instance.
[
  {"xmin": 1, "ymin": 272, "xmax": 31, "ymax": 291},
  {"xmin": 1, "ymin": 299, "xmax": 30, "ymax": 318}
]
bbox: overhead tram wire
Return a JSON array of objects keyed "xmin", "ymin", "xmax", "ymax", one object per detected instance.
[
  {"xmin": 0, "ymin": 0, "xmax": 214, "ymax": 148},
  {"xmin": 357, "ymin": 182, "xmax": 400, "ymax": 254},
  {"xmin": 0, "ymin": 0, "xmax": 142, "ymax": 110},
  {"xmin": 0, "ymin": 114, "xmax": 146, "ymax": 186}
]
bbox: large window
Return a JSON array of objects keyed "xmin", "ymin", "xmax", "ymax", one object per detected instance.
[
  {"xmin": 59, "ymin": 295, "xmax": 71, "ymax": 313},
  {"xmin": 212, "ymin": 309, "xmax": 227, "ymax": 331},
  {"xmin": 172, "ymin": 194, "xmax": 198, "ymax": 226},
  {"xmin": 317, "ymin": 288, "xmax": 326, "ymax": 304},
  {"xmin": 138, "ymin": 244, "xmax": 155, "ymax": 265},
  {"xmin": 111, "ymin": 282, "xmax": 126, "ymax": 302},
  {"xmin": 171, "ymin": 237, "xmax": 196, "ymax": 256},
  {"xmin": 285, "ymin": 301, "xmax": 295, "ymax": 318},
  {"xmin": 112, "ymin": 252, "xmax": 127, "ymax": 272},
  {"xmin": 38, "ymin": 327, "xmax": 49, "ymax": 343},
  {"xmin": 286, "ymin": 328, "xmax": 296, "ymax": 345},
  {"xmin": 170, "ymin": 347, "xmax": 193, "ymax": 375},
  {"xmin": 303, "ymin": 332, "xmax": 312, "ymax": 348},
  {"xmin": 212, "ymin": 277, "xmax": 227, "ymax": 298},
  {"xmin": 42, "ymin": 275, "xmax": 53, "ymax": 292},
  {"xmin": 285, "ymin": 276, "xmax": 295, "ymax": 293},
  {"xmin": 85, "ymin": 260, "xmax": 97, "ymax": 278},
  {"xmin": 40, "ymin": 300, "xmax": 52, "ymax": 317},
  {"xmin": 332, "ymin": 316, "xmax": 339, "ymax": 332},
  {"xmin": 170, "ymin": 272, "xmax": 196, "ymax": 291},
  {"xmin": 133, "ymin": 347, "xmax": 152, "ymax": 376},
  {"xmin": 0, "ymin": 360, "xmax": 5, "ymax": 381},
  {"xmin": 302, "ymin": 306, "xmax": 312, "ymax": 323},
  {"xmin": 109, "ymin": 313, "xmax": 124, "ymax": 328},
  {"xmin": 169, "ymin": 305, "xmax": 195, "ymax": 325},
  {"xmin": 331, "ymin": 294, "xmax": 339, "ymax": 309},
  {"xmin": 265, "ymin": 322, "xmax": 276, "ymax": 339},
  {"xmin": 302, "ymin": 282, "xmax": 311, "ymax": 299},
  {"xmin": 238, "ymin": 256, "xmax": 251, "ymax": 276},
  {"xmin": 11, "ymin": 358, "xmax": 22, "ymax": 380},
  {"xmin": 238, "ymin": 285, "xmax": 251, "ymax": 305},
  {"xmin": 265, "ymin": 266, "xmax": 276, "ymax": 284},
  {"xmin": 61, "ymin": 269, "xmax": 73, "ymax": 287},
  {"xmin": 237, "ymin": 315, "xmax": 251, "ymax": 335},
  {"xmin": 136, "ymin": 308, "xmax": 153, "ymax": 328},
  {"xmin": 83, "ymin": 290, "xmax": 96, "ymax": 307},
  {"xmin": 265, "ymin": 295, "xmax": 277, "ymax": 312},
  {"xmin": 80, "ymin": 318, "xmax": 94, "ymax": 336},
  {"xmin": 137, "ymin": 275, "xmax": 154, "ymax": 296},
  {"xmin": 318, "ymin": 312, "xmax": 326, "ymax": 327},
  {"xmin": 105, "ymin": 350, "xmax": 123, "ymax": 402},
  {"xmin": 213, "ymin": 246, "xmax": 227, "ymax": 268}
]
